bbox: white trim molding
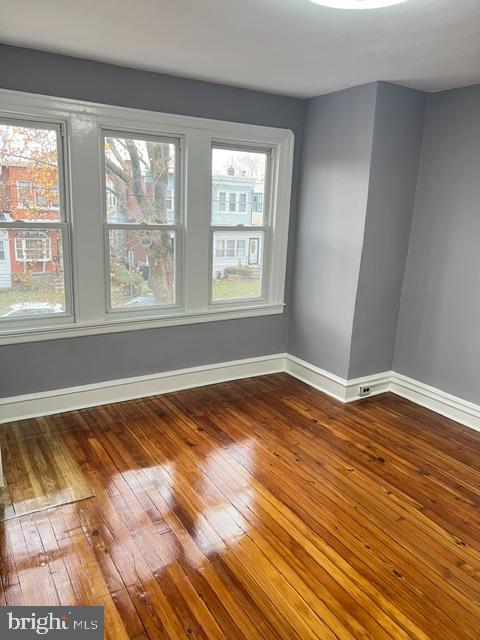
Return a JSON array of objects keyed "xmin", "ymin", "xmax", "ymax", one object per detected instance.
[
  {"xmin": 0, "ymin": 303, "xmax": 285, "ymax": 346},
  {"xmin": 285, "ymin": 355, "xmax": 391, "ymax": 403},
  {"xmin": 1, "ymin": 352, "xmax": 478, "ymax": 434},
  {"xmin": 0, "ymin": 354, "xmax": 286, "ymax": 424},
  {"xmin": 286, "ymin": 356, "xmax": 480, "ymax": 432},
  {"xmin": 390, "ymin": 372, "xmax": 480, "ymax": 433},
  {"xmin": 0, "ymin": 88, "xmax": 294, "ymax": 345}
]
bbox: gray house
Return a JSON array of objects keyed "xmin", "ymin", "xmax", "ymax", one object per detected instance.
[{"xmin": 211, "ymin": 168, "xmax": 264, "ymax": 278}]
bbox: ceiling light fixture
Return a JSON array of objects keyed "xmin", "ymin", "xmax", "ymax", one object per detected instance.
[{"xmin": 309, "ymin": 0, "xmax": 407, "ymax": 9}]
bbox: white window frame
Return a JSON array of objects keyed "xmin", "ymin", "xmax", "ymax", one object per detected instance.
[
  {"xmin": 209, "ymin": 143, "xmax": 272, "ymax": 305},
  {"xmin": 220, "ymin": 191, "xmax": 249, "ymax": 214},
  {"xmin": 14, "ymin": 232, "xmax": 53, "ymax": 263},
  {"xmin": 16, "ymin": 180, "xmax": 33, "ymax": 209},
  {"xmin": 214, "ymin": 237, "xmax": 246, "ymax": 259},
  {"xmin": 228, "ymin": 192, "xmax": 236, "ymax": 213},
  {"xmin": 0, "ymin": 89, "xmax": 294, "ymax": 346},
  {"xmin": 100, "ymin": 129, "xmax": 183, "ymax": 315},
  {"xmin": 0, "ymin": 116, "xmax": 74, "ymax": 333},
  {"xmin": 218, "ymin": 191, "xmax": 226, "ymax": 212},
  {"xmin": 238, "ymin": 193, "xmax": 247, "ymax": 213},
  {"xmin": 16, "ymin": 179, "xmax": 60, "ymax": 212}
]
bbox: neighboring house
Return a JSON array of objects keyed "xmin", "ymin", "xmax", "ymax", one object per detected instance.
[
  {"xmin": 211, "ymin": 167, "xmax": 264, "ymax": 277},
  {"xmin": 0, "ymin": 164, "xmax": 62, "ymax": 289},
  {"xmin": 106, "ymin": 170, "xmax": 176, "ymax": 274}
]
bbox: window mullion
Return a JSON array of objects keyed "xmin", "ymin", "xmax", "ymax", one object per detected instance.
[
  {"xmin": 183, "ymin": 130, "xmax": 212, "ymax": 313},
  {"xmin": 68, "ymin": 113, "xmax": 107, "ymax": 324}
]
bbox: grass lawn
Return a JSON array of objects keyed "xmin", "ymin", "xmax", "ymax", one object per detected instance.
[{"xmin": 212, "ymin": 278, "xmax": 260, "ymax": 301}]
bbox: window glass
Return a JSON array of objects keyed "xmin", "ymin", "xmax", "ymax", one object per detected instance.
[
  {"xmin": 0, "ymin": 121, "xmax": 67, "ymax": 320},
  {"xmin": 211, "ymin": 231, "xmax": 264, "ymax": 302},
  {"xmin": 0, "ymin": 123, "xmax": 61, "ymax": 221},
  {"xmin": 218, "ymin": 192, "xmax": 226, "ymax": 212},
  {"xmin": 211, "ymin": 146, "xmax": 268, "ymax": 303},
  {"xmin": 239, "ymin": 193, "xmax": 247, "ymax": 213},
  {"xmin": 0, "ymin": 229, "xmax": 65, "ymax": 318},
  {"xmin": 211, "ymin": 147, "xmax": 267, "ymax": 226},
  {"xmin": 108, "ymin": 229, "xmax": 176, "ymax": 309},
  {"xmin": 104, "ymin": 134, "xmax": 176, "ymax": 225},
  {"xmin": 104, "ymin": 133, "xmax": 179, "ymax": 311}
]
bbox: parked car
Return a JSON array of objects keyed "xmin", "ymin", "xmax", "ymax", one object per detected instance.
[{"xmin": 0, "ymin": 302, "xmax": 64, "ymax": 317}]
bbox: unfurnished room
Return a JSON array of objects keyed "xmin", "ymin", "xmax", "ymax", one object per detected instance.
[{"xmin": 0, "ymin": 0, "xmax": 479, "ymax": 638}]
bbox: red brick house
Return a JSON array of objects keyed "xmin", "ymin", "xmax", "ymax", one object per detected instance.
[{"xmin": 0, "ymin": 164, "xmax": 62, "ymax": 284}]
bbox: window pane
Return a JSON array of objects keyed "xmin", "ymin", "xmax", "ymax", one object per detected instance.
[
  {"xmin": 236, "ymin": 239, "xmax": 246, "ymax": 257},
  {"xmin": 0, "ymin": 122, "xmax": 61, "ymax": 222},
  {"xmin": 108, "ymin": 229, "xmax": 176, "ymax": 309},
  {"xmin": 214, "ymin": 238, "xmax": 225, "ymax": 257},
  {"xmin": 211, "ymin": 231, "xmax": 264, "ymax": 301},
  {"xmin": 0, "ymin": 228, "xmax": 66, "ymax": 318},
  {"xmin": 104, "ymin": 135, "xmax": 176, "ymax": 225},
  {"xmin": 211, "ymin": 147, "xmax": 267, "ymax": 226},
  {"xmin": 239, "ymin": 193, "xmax": 247, "ymax": 213},
  {"xmin": 219, "ymin": 192, "xmax": 226, "ymax": 212}
]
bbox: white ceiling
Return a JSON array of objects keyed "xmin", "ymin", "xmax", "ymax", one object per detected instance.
[{"xmin": 1, "ymin": 0, "xmax": 480, "ymax": 98}]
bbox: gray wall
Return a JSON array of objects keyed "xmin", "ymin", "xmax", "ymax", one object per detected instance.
[
  {"xmin": 348, "ymin": 83, "xmax": 426, "ymax": 378},
  {"xmin": 394, "ymin": 85, "xmax": 480, "ymax": 403},
  {"xmin": 0, "ymin": 45, "xmax": 305, "ymax": 397},
  {"xmin": 2, "ymin": 44, "xmax": 479, "ymax": 404},
  {"xmin": 288, "ymin": 83, "xmax": 378, "ymax": 379}
]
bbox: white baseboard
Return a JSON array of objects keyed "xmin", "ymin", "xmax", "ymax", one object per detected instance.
[
  {"xmin": 1, "ymin": 352, "xmax": 479, "ymax": 435},
  {"xmin": 284, "ymin": 355, "xmax": 349, "ymax": 401},
  {"xmin": 390, "ymin": 372, "xmax": 480, "ymax": 433},
  {"xmin": 285, "ymin": 355, "xmax": 391, "ymax": 403},
  {"xmin": 284, "ymin": 356, "xmax": 480, "ymax": 432},
  {"xmin": 0, "ymin": 354, "xmax": 286, "ymax": 424}
]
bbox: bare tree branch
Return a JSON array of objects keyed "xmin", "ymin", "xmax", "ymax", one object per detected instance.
[{"xmin": 105, "ymin": 157, "xmax": 129, "ymax": 185}]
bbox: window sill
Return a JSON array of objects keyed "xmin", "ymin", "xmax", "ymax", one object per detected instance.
[{"xmin": 0, "ymin": 303, "xmax": 286, "ymax": 345}]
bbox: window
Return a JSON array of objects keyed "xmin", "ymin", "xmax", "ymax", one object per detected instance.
[
  {"xmin": 16, "ymin": 181, "xmax": 33, "ymax": 208},
  {"xmin": 214, "ymin": 237, "xmax": 247, "ymax": 259},
  {"xmin": 106, "ymin": 188, "xmax": 117, "ymax": 209},
  {"xmin": 236, "ymin": 239, "xmax": 246, "ymax": 257},
  {"xmin": 0, "ymin": 120, "xmax": 69, "ymax": 322},
  {"xmin": 215, "ymin": 238, "xmax": 225, "ymax": 257},
  {"xmin": 218, "ymin": 192, "xmax": 226, "ymax": 212},
  {"xmin": 0, "ymin": 89, "xmax": 293, "ymax": 344},
  {"xmin": 253, "ymin": 192, "xmax": 263, "ymax": 212},
  {"xmin": 103, "ymin": 132, "xmax": 179, "ymax": 310},
  {"xmin": 16, "ymin": 181, "xmax": 60, "ymax": 211},
  {"xmin": 14, "ymin": 231, "xmax": 52, "ymax": 262},
  {"xmin": 239, "ymin": 193, "xmax": 247, "ymax": 213},
  {"xmin": 211, "ymin": 146, "xmax": 269, "ymax": 302}
]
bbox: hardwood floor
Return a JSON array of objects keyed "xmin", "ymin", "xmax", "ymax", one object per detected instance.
[
  {"xmin": 1, "ymin": 373, "xmax": 480, "ymax": 639},
  {"xmin": 0, "ymin": 420, "xmax": 93, "ymax": 521}
]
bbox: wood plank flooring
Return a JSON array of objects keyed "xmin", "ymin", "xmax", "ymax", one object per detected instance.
[
  {"xmin": 1, "ymin": 373, "xmax": 480, "ymax": 639},
  {"xmin": 0, "ymin": 420, "xmax": 94, "ymax": 521}
]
